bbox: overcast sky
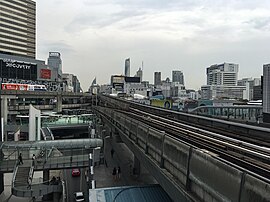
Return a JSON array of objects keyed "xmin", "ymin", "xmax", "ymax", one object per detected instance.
[{"xmin": 36, "ymin": 0, "xmax": 270, "ymax": 91}]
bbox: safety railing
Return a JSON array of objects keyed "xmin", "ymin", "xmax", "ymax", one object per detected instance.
[
  {"xmin": 35, "ymin": 149, "xmax": 90, "ymax": 170},
  {"xmin": 41, "ymin": 113, "xmax": 94, "ymax": 126},
  {"xmin": 12, "ymin": 178, "xmax": 62, "ymax": 198},
  {"xmin": 11, "ymin": 161, "xmax": 18, "ymax": 190},
  {"xmin": 0, "ymin": 150, "xmax": 19, "ymax": 172}
]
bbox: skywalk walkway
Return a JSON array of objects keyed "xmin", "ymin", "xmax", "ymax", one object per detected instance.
[
  {"xmin": 0, "ymin": 138, "xmax": 103, "ymax": 198},
  {"xmin": 0, "ymin": 139, "xmax": 103, "ymax": 172}
]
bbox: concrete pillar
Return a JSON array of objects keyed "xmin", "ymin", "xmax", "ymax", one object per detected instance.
[
  {"xmin": 1, "ymin": 97, "xmax": 8, "ymax": 141},
  {"xmin": 29, "ymin": 105, "xmax": 41, "ymax": 141},
  {"xmin": 0, "ymin": 150, "xmax": 4, "ymax": 194},
  {"xmin": 1, "ymin": 97, "xmax": 8, "ymax": 128},
  {"xmin": 133, "ymin": 156, "xmax": 140, "ymax": 175},
  {"xmin": 43, "ymin": 169, "xmax": 50, "ymax": 183},
  {"xmin": 54, "ymin": 94, "xmax": 62, "ymax": 113},
  {"xmin": 42, "ymin": 170, "xmax": 50, "ymax": 201},
  {"xmin": 0, "ymin": 173, "xmax": 3, "ymax": 195}
]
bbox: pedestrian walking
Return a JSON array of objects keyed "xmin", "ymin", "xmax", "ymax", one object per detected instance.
[
  {"xmin": 32, "ymin": 154, "xmax": 36, "ymax": 167},
  {"xmin": 117, "ymin": 166, "xmax": 121, "ymax": 180},
  {"xmin": 112, "ymin": 167, "xmax": 117, "ymax": 180},
  {"xmin": 18, "ymin": 153, "xmax": 23, "ymax": 165},
  {"xmin": 110, "ymin": 148, "xmax": 115, "ymax": 158}
]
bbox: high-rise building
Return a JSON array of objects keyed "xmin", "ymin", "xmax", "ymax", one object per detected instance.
[
  {"xmin": 263, "ymin": 64, "xmax": 270, "ymax": 114},
  {"xmin": 172, "ymin": 70, "xmax": 184, "ymax": 85},
  {"xmin": 207, "ymin": 63, "xmax": 239, "ymax": 86},
  {"xmin": 48, "ymin": 52, "xmax": 62, "ymax": 82},
  {"xmin": 0, "ymin": 0, "xmax": 36, "ymax": 58},
  {"xmin": 238, "ymin": 78, "xmax": 261, "ymax": 100},
  {"xmin": 154, "ymin": 72, "xmax": 161, "ymax": 86},
  {"xmin": 135, "ymin": 68, "xmax": 143, "ymax": 82},
  {"xmin": 125, "ymin": 58, "xmax": 130, "ymax": 77}
]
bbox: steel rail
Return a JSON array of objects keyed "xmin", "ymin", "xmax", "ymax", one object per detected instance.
[
  {"xmin": 121, "ymin": 109, "xmax": 270, "ymax": 178},
  {"xmin": 130, "ymin": 108, "xmax": 270, "ymax": 158}
]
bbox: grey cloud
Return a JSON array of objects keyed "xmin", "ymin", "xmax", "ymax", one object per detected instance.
[
  {"xmin": 108, "ymin": 0, "xmax": 200, "ymax": 11},
  {"xmin": 40, "ymin": 41, "xmax": 75, "ymax": 55},
  {"xmin": 246, "ymin": 17, "xmax": 270, "ymax": 30},
  {"xmin": 66, "ymin": 0, "xmax": 270, "ymax": 33},
  {"xmin": 65, "ymin": 8, "xmax": 147, "ymax": 32}
]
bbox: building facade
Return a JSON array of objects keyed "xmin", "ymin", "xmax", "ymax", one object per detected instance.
[
  {"xmin": 171, "ymin": 82, "xmax": 186, "ymax": 98},
  {"xmin": 135, "ymin": 67, "xmax": 143, "ymax": 82},
  {"xmin": 207, "ymin": 63, "xmax": 239, "ymax": 86},
  {"xmin": 201, "ymin": 85, "xmax": 246, "ymax": 100},
  {"xmin": 172, "ymin": 70, "xmax": 184, "ymax": 85},
  {"xmin": 263, "ymin": 64, "xmax": 270, "ymax": 113},
  {"xmin": 0, "ymin": 52, "xmax": 81, "ymax": 92},
  {"xmin": 48, "ymin": 52, "xmax": 62, "ymax": 82},
  {"xmin": 253, "ymin": 85, "xmax": 262, "ymax": 101},
  {"xmin": 238, "ymin": 77, "xmax": 261, "ymax": 100},
  {"xmin": 0, "ymin": 0, "xmax": 36, "ymax": 58},
  {"xmin": 154, "ymin": 72, "xmax": 161, "ymax": 86},
  {"xmin": 124, "ymin": 58, "xmax": 130, "ymax": 77}
]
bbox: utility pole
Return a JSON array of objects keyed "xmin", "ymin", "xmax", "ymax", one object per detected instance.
[
  {"xmin": 0, "ymin": 80, "xmax": 2, "ymax": 142},
  {"xmin": 0, "ymin": 79, "xmax": 4, "ymax": 194}
]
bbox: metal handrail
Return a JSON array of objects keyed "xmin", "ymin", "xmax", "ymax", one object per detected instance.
[
  {"xmin": 4, "ymin": 150, "xmax": 17, "ymax": 160},
  {"xmin": 11, "ymin": 160, "xmax": 19, "ymax": 188},
  {"xmin": 28, "ymin": 164, "xmax": 34, "ymax": 181},
  {"xmin": 12, "ymin": 177, "xmax": 62, "ymax": 198},
  {"xmin": 40, "ymin": 128, "xmax": 46, "ymax": 141}
]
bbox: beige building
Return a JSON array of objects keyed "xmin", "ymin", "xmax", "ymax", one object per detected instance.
[{"xmin": 0, "ymin": 0, "xmax": 36, "ymax": 58}]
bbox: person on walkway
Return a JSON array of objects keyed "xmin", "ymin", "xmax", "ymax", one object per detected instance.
[
  {"xmin": 110, "ymin": 148, "xmax": 115, "ymax": 159},
  {"xmin": 32, "ymin": 154, "xmax": 36, "ymax": 167},
  {"xmin": 117, "ymin": 166, "xmax": 121, "ymax": 180},
  {"xmin": 18, "ymin": 153, "xmax": 23, "ymax": 165},
  {"xmin": 112, "ymin": 167, "xmax": 117, "ymax": 181}
]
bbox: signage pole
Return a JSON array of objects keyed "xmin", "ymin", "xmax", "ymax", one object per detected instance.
[{"xmin": 0, "ymin": 80, "xmax": 2, "ymax": 142}]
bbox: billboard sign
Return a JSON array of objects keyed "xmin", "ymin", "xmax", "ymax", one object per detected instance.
[
  {"xmin": 40, "ymin": 69, "xmax": 51, "ymax": 79},
  {"xmin": 0, "ymin": 58, "xmax": 37, "ymax": 80}
]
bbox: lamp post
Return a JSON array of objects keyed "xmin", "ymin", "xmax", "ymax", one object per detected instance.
[
  {"xmin": 0, "ymin": 79, "xmax": 3, "ymax": 195},
  {"xmin": 0, "ymin": 79, "xmax": 2, "ymax": 142}
]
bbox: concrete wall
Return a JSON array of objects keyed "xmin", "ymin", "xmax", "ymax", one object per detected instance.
[{"xmin": 29, "ymin": 104, "xmax": 41, "ymax": 141}]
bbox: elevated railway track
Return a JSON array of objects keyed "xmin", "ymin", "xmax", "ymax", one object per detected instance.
[
  {"xmin": 96, "ymin": 105, "xmax": 270, "ymax": 201},
  {"xmin": 99, "ymin": 95, "xmax": 270, "ymax": 178},
  {"xmin": 100, "ymin": 95, "xmax": 270, "ymax": 146},
  {"xmin": 121, "ymin": 108, "xmax": 270, "ymax": 179}
]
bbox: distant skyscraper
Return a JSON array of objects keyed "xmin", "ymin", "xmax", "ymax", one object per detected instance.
[
  {"xmin": 125, "ymin": 58, "xmax": 130, "ymax": 77},
  {"xmin": 154, "ymin": 72, "xmax": 161, "ymax": 86},
  {"xmin": 91, "ymin": 77, "xmax": 97, "ymax": 85},
  {"xmin": 48, "ymin": 52, "xmax": 62, "ymax": 81},
  {"xmin": 263, "ymin": 64, "xmax": 270, "ymax": 113},
  {"xmin": 136, "ymin": 68, "xmax": 143, "ymax": 82},
  {"xmin": 0, "ymin": 0, "xmax": 36, "ymax": 58},
  {"xmin": 172, "ymin": 70, "xmax": 184, "ymax": 85},
  {"xmin": 207, "ymin": 63, "xmax": 239, "ymax": 86}
]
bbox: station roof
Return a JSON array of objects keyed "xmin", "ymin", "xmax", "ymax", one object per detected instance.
[
  {"xmin": 89, "ymin": 184, "xmax": 172, "ymax": 202},
  {"xmin": 0, "ymin": 138, "xmax": 103, "ymax": 150}
]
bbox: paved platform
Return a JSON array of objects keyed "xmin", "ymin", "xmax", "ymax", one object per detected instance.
[{"xmin": 93, "ymin": 135, "xmax": 157, "ymax": 188}]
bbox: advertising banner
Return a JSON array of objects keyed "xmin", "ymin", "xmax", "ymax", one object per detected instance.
[
  {"xmin": 0, "ymin": 58, "xmax": 37, "ymax": 80},
  {"xmin": 40, "ymin": 69, "xmax": 51, "ymax": 79}
]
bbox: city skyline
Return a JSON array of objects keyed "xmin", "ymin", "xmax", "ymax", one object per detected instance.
[{"xmin": 36, "ymin": 0, "xmax": 269, "ymax": 91}]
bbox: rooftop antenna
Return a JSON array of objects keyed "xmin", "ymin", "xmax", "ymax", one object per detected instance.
[{"xmin": 142, "ymin": 61, "xmax": 144, "ymax": 70}]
